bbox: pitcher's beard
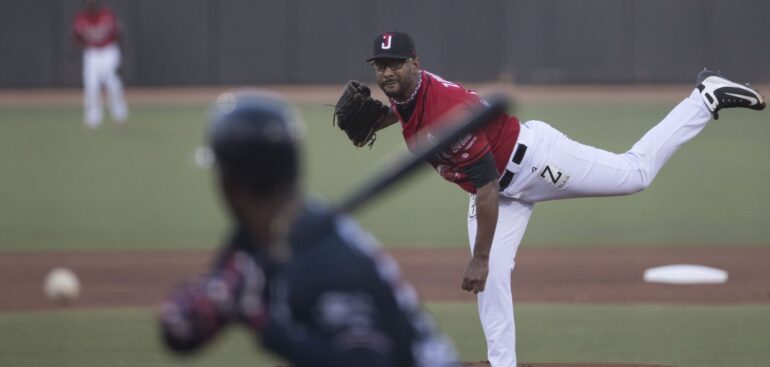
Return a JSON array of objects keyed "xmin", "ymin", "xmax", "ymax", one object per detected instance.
[{"xmin": 381, "ymin": 82, "xmax": 407, "ymax": 100}]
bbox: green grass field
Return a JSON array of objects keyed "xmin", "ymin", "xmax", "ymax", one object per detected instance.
[
  {"xmin": 0, "ymin": 98, "xmax": 768, "ymax": 366},
  {"xmin": 2, "ymin": 303, "xmax": 769, "ymax": 367},
  {"xmin": 0, "ymin": 101, "xmax": 768, "ymax": 250}
]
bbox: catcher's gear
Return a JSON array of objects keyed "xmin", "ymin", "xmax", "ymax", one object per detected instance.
[{"xmin": 333, "ymin": 81, "xmax": 390, "ymax": 148}]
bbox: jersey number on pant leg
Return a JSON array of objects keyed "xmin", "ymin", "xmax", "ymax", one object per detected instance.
[{"xmin": 539, "ymin": 165, "xmax": 570, "ymax": 189}]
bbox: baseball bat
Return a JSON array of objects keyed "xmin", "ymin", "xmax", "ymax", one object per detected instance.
[{"xmin": 328, "ymin": 94, "xmax": 509, "ymax": 217}]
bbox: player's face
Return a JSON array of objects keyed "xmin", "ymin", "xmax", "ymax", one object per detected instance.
[
  {"xmin": 220, "ymin": 174, "xmax": 300, "ymax": 250},
  {"xmin": 373, "ymin": 58, "xmax": 419, "ymax": 99}
]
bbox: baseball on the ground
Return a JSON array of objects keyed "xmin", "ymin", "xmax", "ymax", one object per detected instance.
[{"xmin": 44, "ymin": 267, "xmax": 81, "ymax": 303}]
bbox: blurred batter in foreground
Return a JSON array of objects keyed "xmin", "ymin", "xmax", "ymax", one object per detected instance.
[{"xmin": 159, "ymin": 90, "xmax": 458, "ymax": 367}]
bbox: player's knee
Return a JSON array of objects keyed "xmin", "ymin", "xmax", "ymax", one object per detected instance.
[
  {"xmin": 625, "ymin": 174, "xmax": 652, "ymax": 195},
  {"xmin": 619, "ymin": 155, "xmax": 654, "ymax": 195}
]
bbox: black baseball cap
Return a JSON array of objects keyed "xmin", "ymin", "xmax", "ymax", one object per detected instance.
[{"xmin": 366, "ymin": 31, "xmax": 416, "ymax": 62}]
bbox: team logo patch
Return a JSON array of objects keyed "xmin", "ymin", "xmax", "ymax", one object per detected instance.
[
  {"xmin": 317, "ymin": 292, "xmax": 375, "ymax": 329},
  {"xmin": 381, "ymin": 34, "xmax": 392, "ymax": 50},
  {"xmin": 539, "ymin": 164, "xmax": 570, "ymax": 189},
  {"xmin": 450, "ymin": 134, "xmax": 475, "ymax": 153}
]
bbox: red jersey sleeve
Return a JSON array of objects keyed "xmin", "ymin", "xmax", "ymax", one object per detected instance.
[
  {"xmin": 71, "ymin": 12, "xmax": 85, "ymax": 45},
  {"xmin": 107, "ymin": 9, "xmax": 122, "ymax": 40}
]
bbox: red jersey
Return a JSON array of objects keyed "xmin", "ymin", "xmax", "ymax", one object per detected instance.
[
  {"xmin": 392, "ymin": 71, "xmax": 520, "ymax": 193},
  {"xmin": 72, "ymin": 7, "xmax": 120, "ymax": 48}
]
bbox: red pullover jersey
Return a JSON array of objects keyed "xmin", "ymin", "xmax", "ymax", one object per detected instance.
[
  {"xmin": 392, "ymin": 71, "xmax": 520, "ymax": 193},
  {"xmin": 72, "ymin": 7, "xmax": 120, "ymax": 48}
]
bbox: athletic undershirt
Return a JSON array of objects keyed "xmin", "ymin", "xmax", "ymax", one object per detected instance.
[
  {"xmin": 396, "ymin": 99, "xmax": 416, "ymax": 122},
  {"xmin": 461, "ymin": 152, "xmax": 499, "ymax": 188}
]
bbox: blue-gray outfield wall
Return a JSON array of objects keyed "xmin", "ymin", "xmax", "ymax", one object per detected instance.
[{"xmin": 1, "ymin": 0, "xmax": 768, "ymax": 87}]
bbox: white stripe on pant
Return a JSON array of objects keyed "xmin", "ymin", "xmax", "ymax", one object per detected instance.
[{"xmin": 467, "ymin": 89, "xmax": 712, "ymax": 366}]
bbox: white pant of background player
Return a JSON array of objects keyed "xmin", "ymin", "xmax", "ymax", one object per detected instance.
[
  {"xmin": 467, "ymin": 89, "xmax": 712, "ymax": 366},
  {"xmin": 82, "ymin": 43, "xmax": 127, "ymax": 128}
]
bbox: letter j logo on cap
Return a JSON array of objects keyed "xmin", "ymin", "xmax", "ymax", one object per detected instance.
[{"xmin": 381, "ymin": 34, "xmax": 392, "ymax": 50}]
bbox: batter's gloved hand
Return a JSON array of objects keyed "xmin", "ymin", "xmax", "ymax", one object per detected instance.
[
  {"xmin": 333, "ymin": 80, "xmax": 391, "ymax": 148},
  {"xmin": 159, "ymin": 276, "xmax": 235, "ymax": 352},
  {"xmin": 160, "ymin": 253, "xmax": 271, "ymax": 353}
]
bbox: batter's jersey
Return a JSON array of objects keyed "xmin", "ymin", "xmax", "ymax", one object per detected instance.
[
  {"xmin": 262, "ymin": 202, "xmax": 459, "ymax": 367},
  {"xmin": 72, "ymin": 7, "xmax": 120, "ymax": 48},
  {"xmin": 393, "ymin": 71, "xmax": 520, "ymax": 193},
  {"xmin": 161, "ymin": 204, "xmax": 458, "ymax": 366}
]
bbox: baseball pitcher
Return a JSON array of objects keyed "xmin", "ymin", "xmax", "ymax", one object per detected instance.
[{"xmin": 333, "ymin": 31, "xmax": 766, "ymax": 366}]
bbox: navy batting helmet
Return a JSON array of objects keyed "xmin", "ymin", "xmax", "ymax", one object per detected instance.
[{"xmin": 208, "ymin": 90, "xmax": 304, "ymax": 195}]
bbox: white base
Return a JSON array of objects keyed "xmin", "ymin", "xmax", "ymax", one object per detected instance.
[{"xmin": 643, "ymin": 264, "xmax": 728, "ymax": 284}]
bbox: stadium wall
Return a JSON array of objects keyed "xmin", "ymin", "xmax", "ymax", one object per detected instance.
[{"xmin": 1, "ymin": 0, "xmax": 768, "ymax": 87}]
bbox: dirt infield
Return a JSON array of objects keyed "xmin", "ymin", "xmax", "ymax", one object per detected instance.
[
  {"xmin": 2, "ymin": 247, "xmax": 769, "ymax": 312},
  {"xmin": 4, "ymin": 246, "xmax": 765, "ymax": 367}
]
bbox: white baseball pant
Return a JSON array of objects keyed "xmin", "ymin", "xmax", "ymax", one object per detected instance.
[
  {"xmin": 467, "ymin": 89, "xmax": 712, "ymax": 366},
  {"xmin": 83, "ymin": 44, "xmax": 127, "ymax": 127}
]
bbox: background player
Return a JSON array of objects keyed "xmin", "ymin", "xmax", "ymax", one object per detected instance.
[
  {"xmin": 340, "ymin": 31, "xmax": 766, "ymax": 366},
  {"xmin": 71, "ymin": 0, "xmax": 128, "ymax": 128},
  {"xmin": 159, "ymin": 90, "xmax": 458, "ymax": 366}
]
